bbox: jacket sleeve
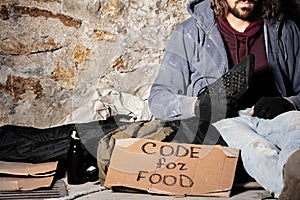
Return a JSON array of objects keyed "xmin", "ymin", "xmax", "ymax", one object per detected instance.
[
  {"xmin": 148, "ymin": 23, "xmax": 198, "ymax": 120},
  {"xmin": 283, "ymin": 21, "xmax": 300, "ymax": 110}
]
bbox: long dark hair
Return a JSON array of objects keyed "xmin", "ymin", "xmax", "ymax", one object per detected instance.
[{"xmin": 210, "ymin": 0, "xmax": 282, "ymax": 19}]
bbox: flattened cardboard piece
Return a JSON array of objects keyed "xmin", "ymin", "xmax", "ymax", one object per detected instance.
[
  {"xmin": 0, "ymin": 161, "xmax": 58, "ymax": 191},
  {"xmin": 0, "ymin": 180, "xmax": 19, "ymax": 191},
  {"xmin": 105, "ymin": 138, "xmax": 239, "ymax": 197},
  {"xmin": 0, "ymin": 161, "xmax": 57, "ymax": 177},
  {"xmin": 0, "ymin": 176, "xmax": 55, "ymax": 191}
]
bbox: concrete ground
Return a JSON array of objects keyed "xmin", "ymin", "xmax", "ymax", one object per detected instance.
[{"xmin": 59, "ymin": 179, "xmax": 277, "ymax": 200}]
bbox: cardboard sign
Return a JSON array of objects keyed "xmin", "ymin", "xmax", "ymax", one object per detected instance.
[{"xmin": 105, "ymin": 138, "xmax": 239, "ymax": 197}]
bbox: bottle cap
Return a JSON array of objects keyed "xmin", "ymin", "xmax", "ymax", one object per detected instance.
[{"xmin": 71, "ymin": 130, "xmax": 80, "ymax": 140}]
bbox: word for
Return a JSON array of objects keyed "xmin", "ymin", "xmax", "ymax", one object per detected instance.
[{"xmin": 156, "ymin": 157, "xmax": 187, "ymax": 170}]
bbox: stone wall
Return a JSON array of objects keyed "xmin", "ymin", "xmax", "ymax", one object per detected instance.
[
  {"xmin": 1, "ymin": 0, "xmax": 299, "ymax": 128},
  {"xmin": 0, "ymin": 0, "xmax": 190, "ymax": 128}
]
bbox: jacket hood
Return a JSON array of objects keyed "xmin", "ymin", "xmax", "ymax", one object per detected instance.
[{"xmin": 187, "ymin": 0, "xmax": 215, "ymax": 32}]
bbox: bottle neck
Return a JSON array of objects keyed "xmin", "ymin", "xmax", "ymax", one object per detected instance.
[{"xmin": 70, "ymin": 128, "xmax": 82, "ymax": 147}]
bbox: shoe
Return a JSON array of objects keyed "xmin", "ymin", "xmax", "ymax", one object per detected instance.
[{"xmin": 279, "ymin": 148, "xmax": 300, "ymax": 200}]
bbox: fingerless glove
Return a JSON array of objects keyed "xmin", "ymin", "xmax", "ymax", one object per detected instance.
[{"xmin": 253, "ymin": 97, "xmax": 295, "ymax": 119}]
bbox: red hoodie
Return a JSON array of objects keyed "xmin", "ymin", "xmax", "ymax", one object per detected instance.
[
  {"xmin": 217, "ymin": 17, "xmax": 268, "ymax": 71},
  {"xmin": 217, "ymin": 17, "xmax": 280, "ymax": 109}
]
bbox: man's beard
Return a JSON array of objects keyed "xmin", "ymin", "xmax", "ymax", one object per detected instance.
[{"xmin": 229, "ymin": 0, "xmax": 260, "ymax": 21}]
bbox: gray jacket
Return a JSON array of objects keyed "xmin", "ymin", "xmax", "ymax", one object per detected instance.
[{"xmin": 148, "ymin": 0, "xmax": 300, "ymax": 121}]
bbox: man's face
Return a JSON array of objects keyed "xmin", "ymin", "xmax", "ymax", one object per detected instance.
[{"xmin": 226, "ymin": 0, "xmax": 260, "ymax": 20}]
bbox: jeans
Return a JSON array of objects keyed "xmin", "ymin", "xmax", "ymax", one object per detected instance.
[{"xmin": 213, "ymin": 109, "xmax": 300, "ymax": 197}]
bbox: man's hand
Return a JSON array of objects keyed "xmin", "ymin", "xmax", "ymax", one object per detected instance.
[
  {"xmin": 252, "ymin": 97, "xmax": 295, "ymax": 119},
  {"xmin": 197, "ymin": 90, "xmax": 238, "ymax": 124}
]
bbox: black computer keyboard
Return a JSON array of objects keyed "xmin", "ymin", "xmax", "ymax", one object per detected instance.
[{"xmin": 207, "ymin": 54, "xmax": 254, "ymax": 100}]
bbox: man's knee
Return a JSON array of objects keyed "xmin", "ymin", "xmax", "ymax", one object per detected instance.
[
  {"xmin": 274, "ymin": 111, "xmax": 300, "ymax": 131},
  {"xmin": 244, "ymin": 139, "xmax": 279, "ymax": 156},
  {"xmin": 251, "ymin": 140, "xmax": 274, "ymax": 149}
]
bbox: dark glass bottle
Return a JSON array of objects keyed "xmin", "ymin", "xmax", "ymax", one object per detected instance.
[{"xmin": 67, "ymin": 127, "xmax": 85, "ymax": 184}]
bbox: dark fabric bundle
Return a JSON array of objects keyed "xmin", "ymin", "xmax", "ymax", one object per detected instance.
[
  {"xmin": 0, "ymin": 124, "xmax": 72, "ymax": 163},
  {"xmin": 0, "ymin": 117, "xmax": 124, "ymax": 163}
]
